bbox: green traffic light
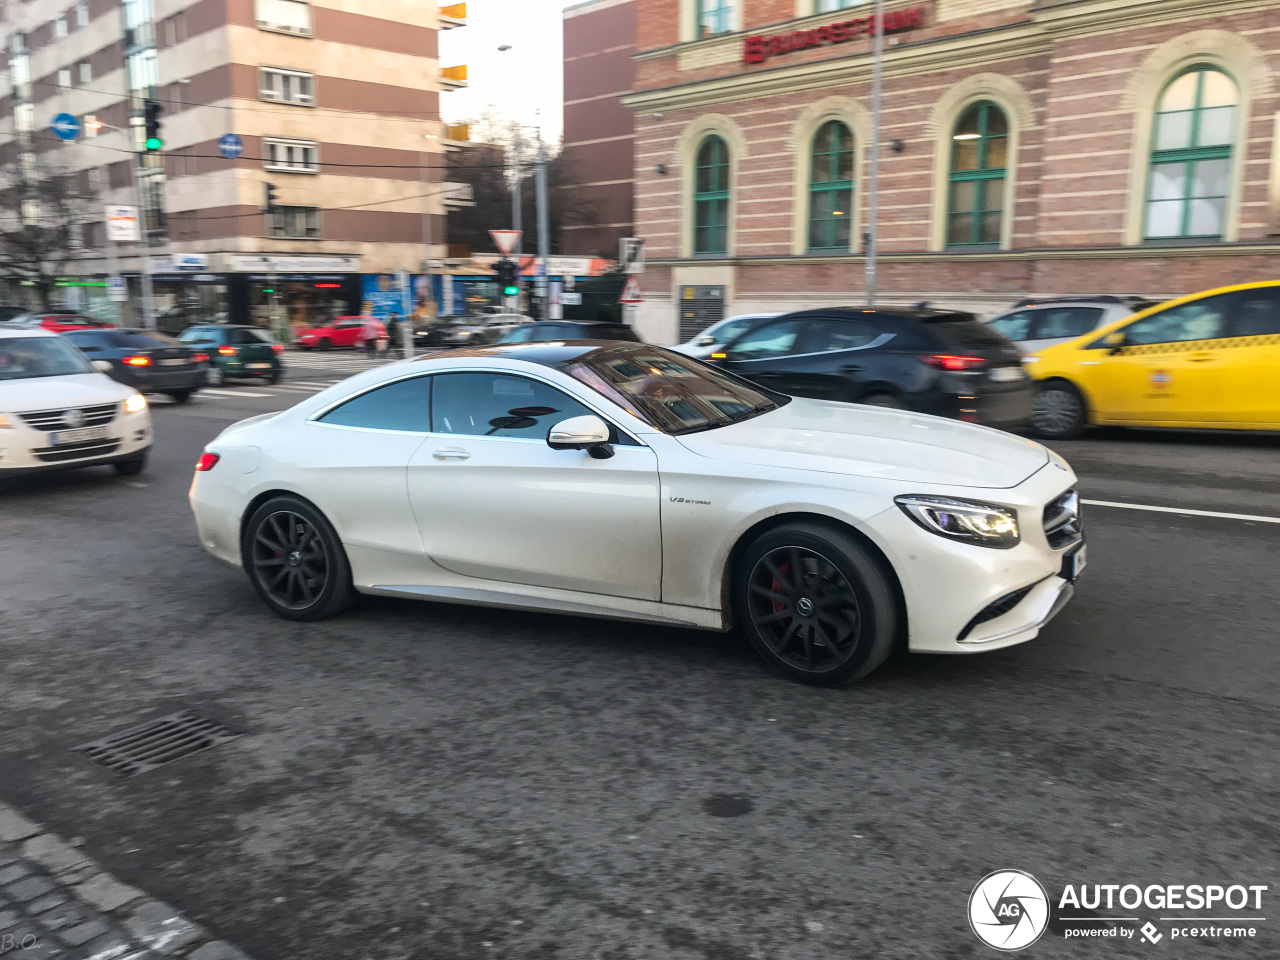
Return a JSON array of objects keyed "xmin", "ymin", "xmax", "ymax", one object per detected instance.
[
  {"xmin": 504, "ymin": 286, "xmax": 519, "ymax": 296},
  {"xmin": 145, "ymin": 137, "xmax": 163, "ymax": 151}
]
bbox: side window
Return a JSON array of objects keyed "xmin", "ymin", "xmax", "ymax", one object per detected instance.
[
  {"xmin": 1230, "ymin": 289, "xmax": 1280, "ymax": 337},
  {"xmin": 318, "ymin": 376, "xmax": 432, "ymax": 432},
  {"xmin": 531, "ymin": 324, "xmax": 564, "ymax": 342},
  {"xmin": 66, "ymin": 332, "xmax": 105, "ymax": 352},
  {"xmin": 500, "ymin": 326, "xmax": 536, "ymax": 344},
  {"xmin": 1038, "ymin": 308, "xmax": 1104, "ymax": 340},
  {"xmin": 712, "ymin": 316, "xmax": 754, "ymax": 343},
  {"xmin": 1121, "ymin": 294, "xmax": 1232, "ymax": 346},
  {"xmin": 987, "ymin": 310, "xmax": 1037, "ymax": 341},
  {"xmin": 801, "ymin": 319, "xmax": 880, "ymax": 353},
  {"xmin": 725, "ymin": 318, "xmax": 805, "ymax": 360},
  {"xmin": 431, "ymin": 373, "xmax": 597, "ymax": 440}
]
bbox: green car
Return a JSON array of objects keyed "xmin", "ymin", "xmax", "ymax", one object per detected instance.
[{"xmin": 178, "ymin": 325, "xmax": 283, "ymax": 386}]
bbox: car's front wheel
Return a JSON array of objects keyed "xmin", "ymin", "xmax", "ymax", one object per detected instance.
[
  {"xmin": 734, "ymin": 522, "xmax": 898, "ymax": 686},
  {"xmin": 113, "ymin": 451, "xmax": 148, "ymax": 476},
  {"xmin": 243, "ymin": 496, "xmax": 355, "ymax": 621},
  {"xmin": 1031, "ymin": 380, "xmax": 1088, "ymax": 440}
]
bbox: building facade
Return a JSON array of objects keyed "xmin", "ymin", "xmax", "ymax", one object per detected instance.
[
  {"xmin": 0, "ymin": 0, "xmax": 467, "ymax": 328},
  {"xmin": 622, "ymin": 0, "xmax": 1280, "ymax": 344},
  {"xmin": 562, "ymin": 0, "xmax": 637, "ymax": 258}
]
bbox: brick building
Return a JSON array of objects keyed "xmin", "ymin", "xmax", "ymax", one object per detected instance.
[
  {"xmin": 562, "ymin": 0, "xmax": 637, "ymax": 258},
  {"xmin": 0, "ymin": 0, "xmax": 468, "ymax": 326},
  {"xmin": 622, "ymin": 0, "xmax": 1280, "ymax": 344}
]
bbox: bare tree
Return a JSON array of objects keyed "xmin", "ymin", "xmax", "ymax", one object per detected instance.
[{"xmin": 0, "ymin": 150, "xmax": 99, "ymax": 308}]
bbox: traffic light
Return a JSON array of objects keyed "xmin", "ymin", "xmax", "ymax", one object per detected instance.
[
  {"xmin": 495, "ymin": 259, "xmax": 519, "ymax": 297},
  {"xmin": 263, "ymin": 182, "xmax": 279, "ymax": 212},
  {"xmin": 143, "ymin": 99, "xmax": 163, "ymax": 152}
]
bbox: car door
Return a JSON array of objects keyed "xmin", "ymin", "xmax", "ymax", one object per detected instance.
[
  {"xmin": 790, "ymin": 317, "xmax": 889, "ymax": 401},
  {"xmin": 1032, "ymin": 307, "xmax": 1106, "ymax": 351},
  {"xmin": 715, "ymin": 317, "xmax": 810, "ymax": 394},
  {"xmin": 335, "ymin": 321, "xmax": 363, "ymax": 347},
  {"xmin": 406, "ymin": 371, "xmax": 662, "ymax": 600},
  {"xmin": 1220, "ymin": 287, "xmax": 1280, "ymax": 427},
  {"xmin": 1091, "ymin": 292, "xmax": 1233, "ymax": 424}
]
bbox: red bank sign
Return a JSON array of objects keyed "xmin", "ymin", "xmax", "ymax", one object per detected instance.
[{"xmin": 742, "ymin": 7, "xmax": 925, "ymax": 65}]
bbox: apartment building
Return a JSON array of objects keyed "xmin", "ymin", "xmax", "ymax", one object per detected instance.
[
  {"xmin": 623, "ymin": 0, "xmax": 1280, "ymax": 344},
  {"xmin": 0, "ymin": 0, "xmax": 467, "ymax": 327}
]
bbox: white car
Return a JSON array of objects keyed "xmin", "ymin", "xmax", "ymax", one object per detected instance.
[
  {"xmin": 0, "ymin": 326, "xmax": 152, "ymax": 477},
  {"xmin": 670, "ymin": 313, "xmax": 780, "ymax": 360},
  {"xmin": 190, "ymin": 342, "xmax": 1084, "ymax": 686}
]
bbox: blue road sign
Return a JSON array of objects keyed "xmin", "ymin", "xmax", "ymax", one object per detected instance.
[
  {"xmin": 218, "ymin": 133, "xmax": 244, "ymax": 159},
  {"xmin": 51, "ymin": 113, "xmax": 81, "ymax": 141}
]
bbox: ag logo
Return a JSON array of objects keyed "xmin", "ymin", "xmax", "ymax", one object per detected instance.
[{"xmin": 968, "ymin": 870, "xmax": 1049, "ymax": 951}]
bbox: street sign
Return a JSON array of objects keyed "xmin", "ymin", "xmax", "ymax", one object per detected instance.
[
  {"xmin": 51, "ymin": 113, "xmax": 81, "ymax": 141},
  {"xmin": 218, "ymin": 133, "xmax": 244, "ymax": 159},
  {"xmin": 561, "ymin": 292, "xmax": 583, "ymax": 306},
  {"xmin": 107, "ymin": 276, "xmax": 127, "ymax": 302},
  {"xmin": 489, "ymin": 229, "xmax": 522, "ymax": 256},
  {"xmin": 619, "ymin": 275, "xmax": 644, "ymax": 304},
  {"xmin": 105, "ymin": 205, "xmax": 140, "ymax": 242},
  {"xmin": 620, "ymin": 237, "xmax": 645, "ymax": 274}
]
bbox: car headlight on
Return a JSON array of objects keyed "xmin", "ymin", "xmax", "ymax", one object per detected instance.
[
  {"xmin": 894, "ymin": 495, "xmax": 1020, "ymax": 549},
  {"xmin": 123, "ymin": 393, "xmax": 148, "ymax": 414}
]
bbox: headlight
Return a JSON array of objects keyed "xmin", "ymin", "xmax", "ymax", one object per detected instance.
[
  {"xmin": 123, "ymin": 393, "xmax": 148, "ymax": 414},
  {"xmin": 455, "ymin": 330, "xmax": 473, "ymax": 338},
  {"xmin": 0, "ymin": 413, "xmax": 12, "ymax": 429},
  {"xmin": 894, "ymin": 495, "xmax": 1020, "ymax": 549},
  {"xmin": 1022, "ymin": 355, "xmax": 1040, "ymax": 364}
]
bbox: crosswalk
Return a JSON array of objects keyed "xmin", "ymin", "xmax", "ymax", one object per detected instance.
[
  {"xmin": 197, "ymin": 379, "xmax": 344, "ymax": 401},
  {"xmin": 279, "ymin": 350, "xmax": 403, "ymax": 376}
]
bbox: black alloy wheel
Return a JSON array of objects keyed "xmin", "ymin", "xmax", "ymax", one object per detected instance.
[
  {"xmin": 243, "ymin": 496, "xmax": 354, "ymax": 621},
  {"xmin": 861, "ymin": 392, "xmax": 905, "ymax": 410},
  {"xmin": 1031, "ymin": 380, "xmax": 1088, "ymax": 440},
  {"xmin": 735, "ymin": 522, "xmax": 897, "ymax": 686},
  {"xmin": 113, "ymin": 451, "xmax": 147, "ymax": 476},
  {"xmin": 318, "ymin": 338, "xmax": 332, "ymax": 351}
]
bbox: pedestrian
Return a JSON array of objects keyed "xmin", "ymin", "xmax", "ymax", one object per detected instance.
[
  {"xmin": 386, "ymin": 313, "xmax": 401, "ymax": 358},
  {"xmin": 360, "ymin": 315, "xmax": 381, "ymax": 357}
]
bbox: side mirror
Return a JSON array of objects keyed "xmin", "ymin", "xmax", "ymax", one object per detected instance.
[
  {"xmin": 1104, "ymin": 331, "xmax": 1128, "ymax": 353},
  {"xmin": 697, "ymin": 335, "xmax": 715, "ymax": 346},
  {"xmin": 91, "ymin": 360, "xmax": 113, "ymax": 373},
  {"xmin": 547, "ymin": 414, "xmax": 614, "ymax": 459}
]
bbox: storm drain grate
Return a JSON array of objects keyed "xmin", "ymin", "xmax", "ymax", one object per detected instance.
[{"xmin": 74, "ymin": 710, "xmax": 241, "ymax": 776}]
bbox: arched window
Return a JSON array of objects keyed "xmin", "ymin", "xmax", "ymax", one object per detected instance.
[
  {"xmin": 808, "ymin": 120, "xmax": 854, "ymax": 251},
  {"xmin": 694, "ymin": 135, "xmax": 730, "ymax": 256},
  {"xmin": 947, "ymin": 101, "xmax": 1007, "ymax": 247},
  {"xmin": 1145, "ymin": 67, "xmax": 1238, "ymax": 240}
]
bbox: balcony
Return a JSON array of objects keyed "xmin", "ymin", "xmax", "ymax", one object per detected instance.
[
  {"xmin": 441, "ymin": 181, "xmax": 475, "ymax": 208},
  {"xmin": 440, "ymin": 64, "xmax": 468, "ymax": 90},
  {"xmin": 440, "ymin": 2, "xmax": 466, "ymax": 29}
]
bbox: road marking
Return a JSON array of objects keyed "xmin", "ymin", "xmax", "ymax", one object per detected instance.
[
  {"xmin": 271, "ymin": 384, "xmax": 327, "ymax": 392},
  {"xmin": 285, "ymin": 381, "xmax": 333, "ymax": 387},
  {"xmin": 1082, "ymin": 499, "xmax": 1280, "ymax": 525},
  {"xmin": 200, "ymin": 388, "xmax": 272, "ymax": 398}
]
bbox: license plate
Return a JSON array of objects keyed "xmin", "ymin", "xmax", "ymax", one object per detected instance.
[
  {"xmin": 1063, "ymin": 543, "xmax": 1087, "ymax": 581},
  {"xmin": 49, "ymin": 425, "xmax": 109, "ymax": 445},
  {"xmin": 247, "ymin": 363, "xmax": 272, "ymax": 369},
  {"xmin": 160, "ymin": 358, "xmax": 187, "ymax": 366},
  {"xmin": 989, "ymin": 366, "xmax": 1026, "ymax": 382}
]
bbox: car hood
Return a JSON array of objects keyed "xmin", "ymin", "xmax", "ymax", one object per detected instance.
[
  {"xmin": 0, "ymin": 372, "xmax": 132, "ymax": 412},
  {"xmin": 676, "ymin": 397, "xmax": 1048, "ymax": 488}
]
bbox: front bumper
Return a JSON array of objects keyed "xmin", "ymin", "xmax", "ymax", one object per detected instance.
[{"xmin": 0, "ymin": 409, "xmax": 153, "ymax": 475}]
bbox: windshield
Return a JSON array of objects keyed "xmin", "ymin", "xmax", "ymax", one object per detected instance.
[
  {"xmin": 564, "ymin": 346, "xmax": 787, "ymax": 435},
  {"xmin": 0, "ymin": 337, "xmax": 94, "ymax": 380}
]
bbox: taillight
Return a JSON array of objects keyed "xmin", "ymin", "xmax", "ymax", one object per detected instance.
[
  {"xmin": 925, "ymin": 353, "xmax": 985, "ymax": 372},
  {"xmin": 191, "ymin": 352, "xmax": 209, "ymax": 363},
  {"xmin": 217, "ymin": 346, "xmax": 236, "ymax": 356},
  {"xmin": 195, "ymin": 452, "xmax": 220, "ymax": 472},
  {"xmin": 271, "ymin": 343, "xmax": 284, "ymax": 353},
  {"xmin": 123, "ymin": 355, "xmax": 151, "ymax": 366}
]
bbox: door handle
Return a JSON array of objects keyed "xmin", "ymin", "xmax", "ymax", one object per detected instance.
[
  {"xmin": 1187, "ymin": 354, "xmax": 1215, "ymax": 363},
  {"xmin": 432, "ymin": 448, "xmax": 470, "ymax": 461}
]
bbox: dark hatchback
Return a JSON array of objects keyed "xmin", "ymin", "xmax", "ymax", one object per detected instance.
[
  {"xmin": 710, "ymin": 307, "xmax": 1032, "ymax": 428},
  {"xmin": 63, "ymin": 329, "xmax": 208, "ymax": 403},
  {"xmin": 177, "ymin": 325, "xmax": 283, "ymax": 385},
  {"xmin": 493, "ymin": 321, "xmax": 642, "ymax": 345}
]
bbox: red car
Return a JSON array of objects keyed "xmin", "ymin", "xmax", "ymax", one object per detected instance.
[
  {"xmin": 295, "ymin": 316, "xmax": 378, "ymax": 350},
  {"xmin": 9, "ymin": 312, "xmax": 117, "ymax": 333}
]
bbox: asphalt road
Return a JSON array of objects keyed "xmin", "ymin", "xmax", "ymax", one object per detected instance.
[{"xmin": 1, "ymin": 362, "xmax": 1277, "ymax": 960}]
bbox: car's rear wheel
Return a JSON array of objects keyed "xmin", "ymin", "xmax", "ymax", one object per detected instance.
[
  {"xmin": 1031, "ymin": 380, "xmax": 1088, "ymax": 439},
  {"xmin": 318, "ymin": 338, "xmax": 332, "ymax": 351},
  {"xmin": 168, "ymin": 390, "xmax": 192, "ymax": 404},
  {"xmin": 243, "ymin": 496, "xmax": 354, "ymax": 621},
  {"xmin": 734, "ymin": 522, "xmax": 897, "ymax": 686},
  {"xmin": 861, "ymin": 392, "xmax": 904, "ymax": 410}
]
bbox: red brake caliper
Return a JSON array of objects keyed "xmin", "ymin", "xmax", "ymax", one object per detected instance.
[{"xmin": 771, "ymin": 562, "xmax": 790, "ymax": 620}]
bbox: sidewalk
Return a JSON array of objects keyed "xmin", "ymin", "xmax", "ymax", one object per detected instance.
[{"xmin": 0, "ymin": 805, "xmax": 251, "ymax": 960}]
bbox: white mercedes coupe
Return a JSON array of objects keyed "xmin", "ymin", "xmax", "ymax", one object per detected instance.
[{"xmin": 190, "ymin": 342, "xmax": 1085, "ymax": 686}]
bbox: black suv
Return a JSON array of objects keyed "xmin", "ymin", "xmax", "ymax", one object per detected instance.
[{"xmin": 710, "ymin": 307, "xmax": 1030, "ymax": 428}]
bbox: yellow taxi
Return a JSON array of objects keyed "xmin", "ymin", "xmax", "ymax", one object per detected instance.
[{"xmin": 1025, "ymin": 282, "xmax": 1280, "ymax": 438}]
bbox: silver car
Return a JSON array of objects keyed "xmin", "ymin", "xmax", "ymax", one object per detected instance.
[
  {"xmin": 985, "ymin": 297, "xmax": 1158, "ymax": 355},
  {"xmin": 670, "ymin": 313, "xmax": 780, "ymax": 360}
]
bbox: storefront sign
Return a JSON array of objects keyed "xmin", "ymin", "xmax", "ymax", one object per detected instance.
[
  {"xmin": 150, "ymin": 253, "xmax": 209, "ymax": 272},
  {"xmin": 232, "ymin": 254, "xmax": 360, "ymax": 273},
  {"xmin": 743, "ymin": 6, "xmax": 924, "ymax": 64}
]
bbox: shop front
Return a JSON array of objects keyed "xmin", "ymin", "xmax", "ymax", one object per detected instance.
[{"xmin": 228, "ymin": 254, "xmax": 361, "ymax": 340}]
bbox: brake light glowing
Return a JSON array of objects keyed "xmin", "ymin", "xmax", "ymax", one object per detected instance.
[
  {"xmin": 271, "ymin": 343, "xmax": 284, "ymax": 353},
  {"xmin": 123, "ymin": 355, "xmax": 151, "ymax": 366},
  {"xmin": 217, "ymin": 346, "xmax": 236, "ymax": 356},
  {"xmin": 195, "ymin": 452, "xmax": 220, "ymax": 472},
  {"xmin": 926, "ymin": 353, "xmax": 985, "ymax": 371},
  {"xmin": 191, "ymin": 352, "xmax": 209, "ymax": 363}
]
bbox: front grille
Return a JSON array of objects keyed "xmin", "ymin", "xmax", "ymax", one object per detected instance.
[
  {"xmin": 958, "ymin": 585, "xmax": 1035, "ymax": 641},
  {"xmin": 1043, "ymin": 489, "xmax": 1083, "ymax": 550},
  {"xmin": 33, "ymin": 439, "xmax": 120, "ymax": 463},
  {"xmin": 19, "ymin": 402, "xmax": 119, "ymax": 432}
]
